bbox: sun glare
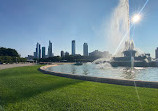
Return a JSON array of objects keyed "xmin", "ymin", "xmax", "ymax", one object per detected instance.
[{"xmin": 132, "ymin": 14, "xmax": 141, "ymax": 24}]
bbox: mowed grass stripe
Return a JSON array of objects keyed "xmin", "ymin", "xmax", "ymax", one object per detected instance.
[{"xmin": 0, "ymin": 65, "xmax": 157, "ymax": 111}]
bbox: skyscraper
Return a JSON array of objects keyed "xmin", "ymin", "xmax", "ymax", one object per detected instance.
[
  {"xmin": 33, "ymin": 52, "xmax": 36, "ymax": 59},
  {"xmin": 48, "ymin": 40, "xmax": 53, "ymax": 57},
  {"xmin": 83, "ymin": 43, "xmax": 88, "ymax": 56},
  {"xmin": 61, "ymin": 51, "xmax": 65, "ymax": 57},
  {"xmin": 72, "ymin": 40, "xmax": 75, "ymax": 56},
  {"xmin": 65, "ymin": 52, "xmax": 69, "ymax": 56},
  {"xmin": 155, "ymin": 47, "xmax": 158, "ymax": 59},
  {"xmin": 35, "ymin": 43, "xmax": 41, "ymax": 59},
  {"xmin": 42, "ymin": 47, "xmax": 46, "ymax": 58},
  {"xmin": 39, "ymin": 44, "xmax": 41, "ymax": 59}
]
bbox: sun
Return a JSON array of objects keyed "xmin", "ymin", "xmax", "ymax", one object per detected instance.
[{"xmin": 132, "ymin": 14, "xmax": 141, "ymax": 24}]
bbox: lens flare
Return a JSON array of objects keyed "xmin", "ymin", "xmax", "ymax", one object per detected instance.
[{"xmin": 132, "ymin": 14, "xmax": 141, "ymax": 23}]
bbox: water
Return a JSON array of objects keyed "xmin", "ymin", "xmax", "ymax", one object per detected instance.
[
  {"xmin": 107, "ymin": 0, "xmax": 130, "ymax": 56},
  {"xmin": 47, "ymin": 63, "xmax": 158, "ymax": 82}
]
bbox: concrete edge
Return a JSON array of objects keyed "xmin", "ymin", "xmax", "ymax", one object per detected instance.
[{"xmin": 39, "ymin": 65, "xmax": 158, "ymax": 89}]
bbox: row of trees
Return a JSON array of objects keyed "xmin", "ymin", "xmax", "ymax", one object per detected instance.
[
  {"xmin": 0, "ymin": 56, "xmax": 26, "ymax": 64},
  {"xmin": 0, "ymin": 47, "xmax": 26, "ymax": 64}
]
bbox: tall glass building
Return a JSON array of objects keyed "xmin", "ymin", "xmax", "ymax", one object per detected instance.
[
  {"xmin": 61, "ymin": 51, "xmax": 65, "ymax": 57},
  {"xmin": 83, "ymin": 43, "xmax": 88, "ymax": 56},
  {"xmin": 48, "ymin": 40, "xmax": 53, "ymax": 57},
  {"xmin": 72, "ymin": 40, "xmax": 75, "ymax": 56},
  {"xmin": 42, "ymin": 47, "xmax": 46, "ymax": 58},
  {"xmin": 155, "ymin": 47, "xmax": 158, "ymax": 59},
  {"xmin": 35, "ymin": 43, "xmax": 41, "ymax": 59}
]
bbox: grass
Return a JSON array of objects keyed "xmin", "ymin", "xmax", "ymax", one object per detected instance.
[{"xmin": 0, "ymin": 65, "xmax": 157, "ymax": 111}]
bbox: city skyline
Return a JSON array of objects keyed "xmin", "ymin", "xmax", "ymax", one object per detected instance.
[
  {"xmin": 31, "ymin": 40, "xmax": 113, "ymax": 60},
  {"xmin": 32, "ymin": 39, "xmax": 158, "ymax": 60},
  {"xmin": 0, "ymin": 0, "xmax": 158, "ymax": 57},
  {"xmin": 33, "ymin": 40, "xmax": 89, "ymax": 58}
]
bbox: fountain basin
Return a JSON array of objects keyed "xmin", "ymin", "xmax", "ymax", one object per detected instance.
[{"xmin": 39, "ymin": 64, "xmax": 158, "ymax": 88}]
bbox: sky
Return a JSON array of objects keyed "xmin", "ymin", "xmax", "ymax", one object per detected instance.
[{"xmin": 0, "ymin": 0, "xmax": 158, "ymax": 57}]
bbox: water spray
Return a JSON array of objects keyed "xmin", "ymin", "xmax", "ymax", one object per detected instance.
[{"xmin": 113, "ymin": 0, "xmax": 150, "ymax": 56}]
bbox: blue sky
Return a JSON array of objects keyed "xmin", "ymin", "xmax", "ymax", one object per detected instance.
[{"xmin": 0, "ymin": 0, "xmax": 158, "ymax": 57}]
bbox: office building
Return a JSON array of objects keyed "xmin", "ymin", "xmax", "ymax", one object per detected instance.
[
  {"xmin": 35, "ymin": 43, "xmax": 41, "ymax": 59},
  {"xmin": 89, "ymin": 50, "xmax": 111, "ymax": 58},
  {"xmin": 156, "ymin": 47, "xmax": 158, "ymax": 59},
  {"xmin": 33, "ymin": 52, "xmax": 36, "ymax": 59},
  {"xmin": 48, "ymin": 40, "xmax": 53, "ymax": 57},
  {"xmin": 26, "ymin": 55, "xmax": 34, "ymax": 60},
  {"xmin": 72, "ymin": 40, "xmax": 75, "ymax": 55},
  {"xmin": 83, "ymin": 43, "xmax": 88, "ymax": 56},
  {"xmin": 65, "ymin": 52, "xmax": 69, "ymax": 56},
  {"xmin": 42, "ymin": 47, "xmax": 46, "ymax": 58},
  {"xmin": 61, "ymin": 51, "xmax": 65, "ymax": 57}
]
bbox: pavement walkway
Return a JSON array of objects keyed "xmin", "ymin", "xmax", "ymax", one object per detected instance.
[{"xmin": 0, "ymin": 63, "xmax": 35, "ymax": 70}]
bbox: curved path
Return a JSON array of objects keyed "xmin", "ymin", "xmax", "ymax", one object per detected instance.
[{"xmin": 0, "ymin": 63, "xmax": 35, "ymax": 70}]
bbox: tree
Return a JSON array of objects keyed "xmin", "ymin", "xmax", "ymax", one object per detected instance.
[
  {"xmin": 0, "ymin": 47, "xmax": 26, "ymax": 63},
  {"xmin": 0, "ymin": 47, "xmax": 19, "ymax": 57}
]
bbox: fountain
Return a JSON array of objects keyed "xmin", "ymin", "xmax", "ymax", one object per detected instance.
[
  {"xmin": 110, "ymin": 39, "xmax": 156, "ymax": 67},
  {"xmin": 107, "ymin": 0, "xmax": 130, "ymax": 55},
  {"xmin": 106, "ymin": 0, "xmax": 158, "ymax": 67}
]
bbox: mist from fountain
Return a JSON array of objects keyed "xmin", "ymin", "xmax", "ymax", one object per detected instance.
[
  {"xmin": 107, "ymin": 0, "xmax": 130, "ymax": 56},
  {"xmin": 93, "ymin": 0, "xmax": 130, "ymax": 64},
  {"xmin": 93, "ymin": 0, "xmax": 131, "ymax": 65}
]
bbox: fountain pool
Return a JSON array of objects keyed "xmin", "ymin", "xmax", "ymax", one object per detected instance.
[{"xmin": 47, "ymin": 63, "xmax": 158, "ymax": 82}]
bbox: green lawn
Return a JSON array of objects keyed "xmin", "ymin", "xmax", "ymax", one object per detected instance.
[{"xmin": 0, "ymin": 65, "xmax": 157, "ymax": 111}]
